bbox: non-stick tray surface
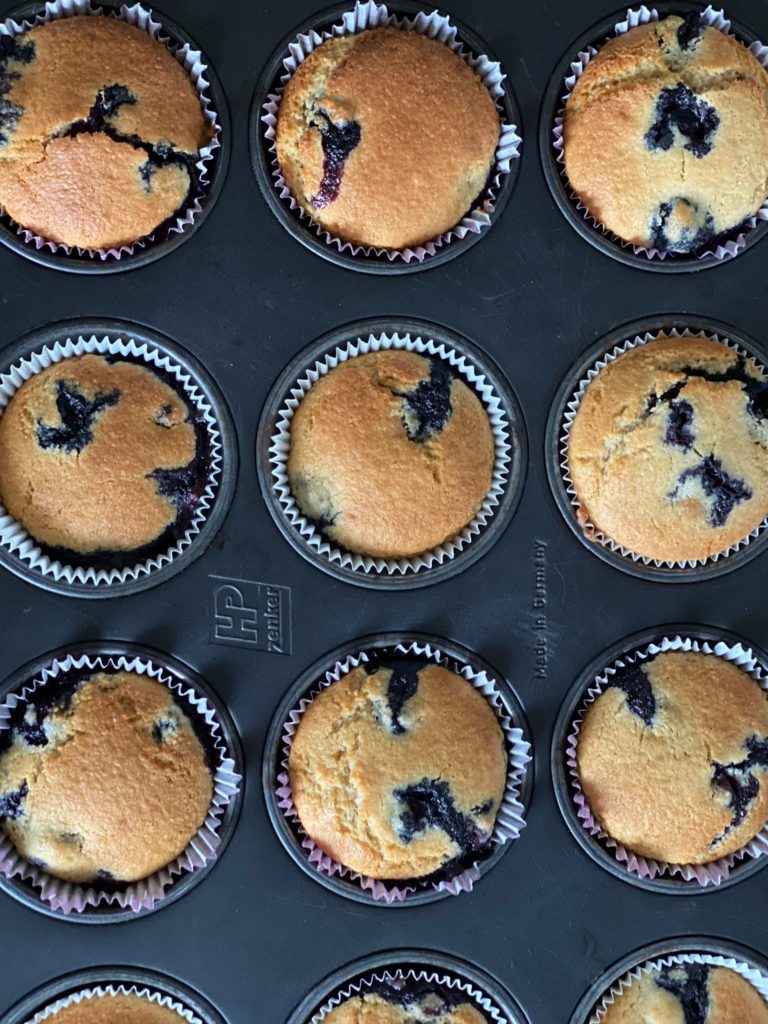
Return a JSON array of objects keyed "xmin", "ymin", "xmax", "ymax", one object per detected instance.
[{"xmin": 0, "ymin": 0, "xmax": 767, "ymax": 1022}]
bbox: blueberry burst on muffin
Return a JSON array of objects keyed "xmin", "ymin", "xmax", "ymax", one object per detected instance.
[
  {"xmin": 600, "ymin": 963, "xmax": 768, "ymax": 1023},
  {"xmin": 567, "ymin": 335, "xmax": 768, "ymax": 563},
  {"xmin": 325, "ymin": 979, "xmax": 489, "ymax": 1023},
  {"xmin": 0, "ymin": 16, "xmax": 211, "ymax": 250},
  {"xmin": 563, "ymin": 13, "xmax": 768, "ymax": 254},
  {"xmin": 0, "ymin": 354, "xmax": 208, "ymax": 563},
  {"xmin": 0, "ymin": 670, "xmax": 213, "ymax": 884},
  {"xmin": 275, "ymin": 27, "xmax": 500, "ymax": 250},
  {"xmin": 288, "ymin": 657, "xmax": 508, "ymax": 882},
  {"xmin": 577, "ymin": 650, "xmax": 768, "ymax": 866},
  {"xmin": 288, "ymin": 350, "xmax": 495, "ymax": 560}
]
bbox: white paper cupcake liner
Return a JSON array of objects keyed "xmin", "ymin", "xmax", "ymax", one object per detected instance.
[
  {"xmin": 26, "ymin": 984, "xmax": 205, "ymax": 1024},
  {"xmin": 0, "ymin": 651, "xmax": 242, "ymax": 914},
  {"xmin": 553, "ymin": 5, "xmax": 768, "ymax": 262},
  {"xmin": 270, "ymin": 331, "xmax": 512, "ymax": 577},
  {"xmin": 560, "ymin": 327, "xmax": 768, "ymax": 569},
  {"xmin": 0, "ymin": 0, "xmax": 221, "ymax": 262},
  {"xmin": 592, "ymin": 951, "xmax": 768, "ymax": 1022},
  {"xmin": 567, "ymin": 634, "xmax": 768, "ymax": 887},
  {"xmin": 277, "ymin": 640, "xmax": 531, "ymax": 903},
  {"xmin": 261, "ymin": 0, "xmax": 521, "ymax": 264},
  {"xmin": 311, "ymin": 967, "xmax": 510, "ymax": 1024},
  {"xmin": 0, "ymin": 331, "xmax": 224, "ymax": 588}
]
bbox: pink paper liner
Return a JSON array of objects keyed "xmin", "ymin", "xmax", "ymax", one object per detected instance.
[
  {"xmin": 0, "ymin": 652, "xmax": 241, "ymax": 914},
  {"xmin": 0, "ymin": 0, "xmax": 221, "ymax": 262},
  {"xmin": 566, "ymin": 635, "xmax": 768, "ymax": 886},
  {"xmin": 559, "ymin": 327, "xmax": 768, "ymax": 569},
  {"xmin": 552, "ymin": 5, "xmax": 768, "ymax": 262},
  {"xmin": 260, "ymin": 0, "xmax": 521, "ymax": 264},
  {"xmin": 277, "ymin": 641, "xmax": 531, "ymax": 903}
]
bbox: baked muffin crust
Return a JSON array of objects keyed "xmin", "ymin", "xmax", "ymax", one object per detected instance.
[
  {"xmin": 0, "ymin": 671, "xmax": 213, "ymax": 883},
  {"xmin": 577, "ymin": 651, "xmax": 768, "ymax": 864},
  {"xmin": 288, "ymin": 350, "xmax": 495, "ymax": 559},
  {"xmin": 0, "ymin": 354, "xmax": 199, "ymax": 556},
  {"xmin": 289, "ymin": 659, "xmax": 507, "ymax": 880},
  {"xmin": 275, "ymin": 27, "xmax": 499, "ymax": 249},
  {"xmin": 600, "ymin": 963, "xmax": 768, "ymax": 1023},
  {"xmin": 567, "ymin": 335, "xmax": 768, "ymax": 562},
  {"xmin": 44, "ymin": 993, "xmax": 189, "ymax": 1024},
  {"xmin": 563, "ymin": 14, "xmax": 768, "ymax": 253},
  {"xmin": 325, "ymin": 987, "xmax": 488, "ymax": 1024},
  {"xmin": 0, "ymin": 17, "xmax": 211, "ymax": 249}
]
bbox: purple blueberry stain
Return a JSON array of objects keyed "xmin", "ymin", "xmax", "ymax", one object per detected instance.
[
  {"xmin": 711, "ymin": 735, "xmax": 768, "ymax": 846},
  {"xmin": 394, "ymin": 777, "xmax": 491, "ymax": 857},
  {"xmin": 152, "ymin": 717, "xmax": 178, "ymax": 743},
  {"xmin": 655, "ymin": 963, "xmax": 709, "ymax": 1024},
  {"xmin": 607, "ymin": 661, "xmax": 657, "ymax": 726},
  {"xmin": 0, "ymin": 37, "xmax": 35, "ymax": 147},
  {"xmin": 650, "ymin": 197, "xmax": 714, "ymax": 253},
  {"xmin": 308, "ymin": 109, "xmax": 361, "ymax": 210},
  {"xmin": 664, "ymin": 399, "xmax": 695, "ymax": 450},
  {"xmin": 668, "ymin": 455, "xmax": 752, "ymax": 527},
  {"xmin": 396, "ymin": 359, "xmax": 455, "ymax": 442},
  {"xmin": 377, "ymin": 659, "xmax": 421, "ymax": 735},
  {"xmin": 645, "ymin": 83, "xmax": 719, "ymax": 158},
  {"xmin": 376, "ymin": 979, "xmax": 467, "ymax": 1017},
  {"xmin": 37, "ymin": 379, "xmax": 120, "ymax": 454},
  {"xmin": 676, "ymin": 12, "xmax": 703, "ymax": 50},
  {"xmin": 0, "ymin": 781, "xmax": 28, "ymax": 821}
]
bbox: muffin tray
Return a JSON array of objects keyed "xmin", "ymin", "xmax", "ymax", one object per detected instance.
[{"xmin": 1, "ymin": 0, "xmax": 768, "ymax": 1021}]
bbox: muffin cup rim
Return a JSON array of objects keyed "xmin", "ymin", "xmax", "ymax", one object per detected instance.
[
  {"xmin": 538, "ymin": 2, "xmax": 768, "ymax": 273},
  {"xmin": 545, "ymin": 313, "xmax": 768, "ymax": 582},
  {"xmin": 256, "ymin": 315, "xmax": 528, "ymax": 590},
  {"xmin": 0, "ymin": 316, "xmax": 238, "ymax": 598},
  {"xmin": 263, "ymin": 631, "xmax": 533, "ymax": 908},
  {"xmin": 567, "ymin": 938, "xmax": 768, "ymax": 1024},
  {"xmin": 551, "ymin": 623, "xmax": 768, "ymax": 895},
  {"xmin": 250, "ymin": 0, "xmax": 522, "ymax": 275},
  {"xmin": 0, "ymin": 640, "xmax": 244, "ymax": 923},
  {"xmin": 2, "ymin": 967, "xmax": 229, "ymax": 1024},
  {"xmin": 0, "ymin": 0, "xmax": 229, "ymax": 274}
]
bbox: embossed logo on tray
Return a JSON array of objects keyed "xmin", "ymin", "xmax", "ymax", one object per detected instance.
[{"xmin": 209, "ymin": 575, "xmax": 292, "ymax": 655}]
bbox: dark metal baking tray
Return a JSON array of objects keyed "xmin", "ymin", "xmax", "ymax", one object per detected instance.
[{"xmin": 1, "ymin": 0, "xmax": 767, "ymax": 1022}]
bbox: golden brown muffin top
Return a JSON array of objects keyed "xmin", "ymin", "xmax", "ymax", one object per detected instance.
[
  {"xmin": 0, "ymin": 354, "xmax": 198, "ymax": 556},
  {"xmin": 577, "ymin": 651, "xmax": 768, "ymax": 865},
  {"xmin": 600, "ymin": 963, "xmax": 768, "ymax": 1023},
  {"xmin": 289, "ymin": 660, "xmax": 507, "ymax": 880},
  {"xmin": 0, "ymin": 671, "xmax": 213, "ymax": 883},
  {"xmin": 287, "ymin": 350, "xmax": 495, "ymax": 560},
  {"xmin": 324, "ymin": 990, "xmax": 487, "ymax": 1024},
  {"xmin": 567, "ymin": 335, "xmax": 768, "ymax": 563},
  {"xmin": 0, "ymin": 16, "xmax": 210, "ymax": 248},
  {"xmin": 43, "ymin": 993, "xmax": 189, "ymax": 1024},
  {"xmin": 275, "ymin": 27, "xmax": 499, "ymax": 249},
  {"xmin": 564, "ymin": 14, "xmax": 768, "ymax": 252}
]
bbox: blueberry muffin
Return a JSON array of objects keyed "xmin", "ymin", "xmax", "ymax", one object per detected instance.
[
  {"xmin": 567, "ymin": 335, "xmax": 768, "ymax": 562},
  {"xmin": 0, "ymin": 354, "xmax": 202, "ymax": 557},
  {"xmin": 43, "ymin": 993, "xmax": 188, "ymax": 1024},
  {"xmin": 577, "ymin": 650, "xmax": 768, "ymax": 865},
  {"xmin": 600, "ymin": 963, "xmax": 768, "ymax": 1023},
  {"xmin": 0, "ymin": 16, "xmax": 211, "ymax": 249},
  {"xmin": 288, "ymin": 658, "xmax": 508, "ymax": 880},
  {"xmin": 275, "ymin": 27, "xmax": 499, "ymax": 250},
  {"xmin": 288, "ymin": 351, "xmax": 495, "ymax": 559},
  {"xmin": 563, "ymin": 13, "xmax": 768, "ymax": 253},
  {"xmin": 0, "ymin": 671, "xmax": 213, "ymax": 883},
  {"xmin": 325, "ymin": 981, "xmax": 488, "ymax": 1023}
]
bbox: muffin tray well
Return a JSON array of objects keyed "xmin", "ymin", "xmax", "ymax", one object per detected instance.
[{"xmin": 1, "ymin": 0, "xmax": 768, "ymax": 1022}]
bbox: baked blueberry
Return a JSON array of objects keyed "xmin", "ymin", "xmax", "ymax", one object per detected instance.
[
  {"xmin": 0, "ymin": 354, "xmax": 207, "ymax": 559},
  {"xmin": 0, "ymin": 670, "xmax": 213, "ymax": 884},
  {"xmin": 323, "ymin": 983, "xmax": 489, "ymax": 1023},
  {"xmin": 288, "ymin": 658, "xmax": 507, "ymax": 880},
  {"xmin": 577, "ymin": 650, "xmax": 768, "ymax": 865},
  {"xmin": 288, "ymin": 350, "xmax": 494, "ymax": 560},
  {"xmin": 39, "ymin": 992, "xmax": 192, "ymax": 1024},
  {"xmin": 564, "ymin": 15, "xmax": 768, "ymax": 253},
  {"xmin": 275, "ymin": 27, "xmax": 500, "ymax": 250},
  {"xmin": 567, "ymin": 334, "xmax": 768, "ymax": 563},
  {"xmin": 0, "ymin": 16, "xmax": 211, "ymax": 249},
  {"xmin": 600, "ymin": 963, "xmax": 768, "ymax": 1024}
]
